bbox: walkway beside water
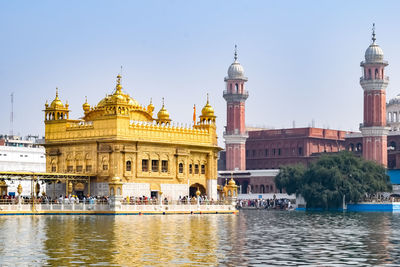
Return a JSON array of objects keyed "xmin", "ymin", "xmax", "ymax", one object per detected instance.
[{"xmin": 0, "ymin": 202, "xmax": 237, "ymax": 215}]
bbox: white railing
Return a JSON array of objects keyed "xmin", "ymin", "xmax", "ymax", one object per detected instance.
[{"xmin": 0, "ymin": 203, "xmax": 235, "ymax": 212}]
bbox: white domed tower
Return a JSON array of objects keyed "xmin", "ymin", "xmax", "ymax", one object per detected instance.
[
  {"xmin": 360, "ymin": 24, "xmax": 390, "ymax": 167},
  {"xmin": 386, "ymin": 94, "xmax": 400, "ymax": 131},
  {"xmin": 223, "ymin": 45, "xmax": 249, "ymax": 170}
]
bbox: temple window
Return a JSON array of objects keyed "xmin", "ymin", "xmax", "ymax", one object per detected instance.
[
  {"xmin": 189, "ymin": 164, "xmax": 193, "ymax": 174},
  {"xmin": 76, "ymin": 165, "xmax": 83, "ymax": 172},
  {"xmin": 51, "ymin": 166, "xmax": 56, "ymax": 172},
  {"xmin": 161, "ymin": 160, "xmax": 168, "ymax": 173},
  {"xmin": 194, "ymin": 164, "xmax": 199, "ymax": 174},
  {"xmin": 152, "ymin": 160, "xmax": 159, "ymax": 172},
  {"xmin": 179, "ymin": 163, "xmax": 184, "ymax": 173},
  {"xmin": 67, "ymin": 166, "xmax": 73, "ymax": 172},
  {"xmin": 201, "ymin": 164, "xmax": 206, "ymax": 174},
  {"xmin": 235, "ymin": 83, "xmax": 239, "ymax": 93},
  {"xmin": 103, "ymin": 164, "xmax": 108, "ymax": 171},
  {"xmin": 86, "ymin": 165, "xmax": 92, "ymax": 172},
  {"xmin": 126, "ymin": 160, "xmax": 132, "ymax": 171},
  {"xmin": 142, "ymin": 159, "xmax": 149, "ymax": 172},
  {"xmin": 368, "ymin": 69, "xmax": 371, "ymax": 79}
]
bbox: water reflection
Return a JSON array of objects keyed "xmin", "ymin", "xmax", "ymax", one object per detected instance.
[{"xmin": 1, "ymin": 211, "xmax": 400, "ymax": 266}]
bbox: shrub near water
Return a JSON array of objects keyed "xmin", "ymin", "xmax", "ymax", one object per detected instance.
[{"xmin": 275, "ymin": 151, "xmax": 392, "ymax": 210}]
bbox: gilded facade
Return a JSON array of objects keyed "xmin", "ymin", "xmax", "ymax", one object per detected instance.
[{"xmin": 44, "ymin": 75, "xmax": 221, "ymax": 200}]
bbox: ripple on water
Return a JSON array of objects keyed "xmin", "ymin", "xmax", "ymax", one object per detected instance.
[{"xmin": 0, "ymin": 212, "xmax": 399, "ymax": 265}]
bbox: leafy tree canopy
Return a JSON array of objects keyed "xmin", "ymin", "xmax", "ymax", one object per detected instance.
[{"xmin": 275, "ymin": 151, "xmax": 392, "ymax": 209}]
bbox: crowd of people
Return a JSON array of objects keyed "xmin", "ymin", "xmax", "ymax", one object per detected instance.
[
  {"xmin": 237, "ymin": 197, "xmax": 294, "ymax": 210},
  {"xmin": 0, "ymin": 194, "xmax": 222, "ymax": 205}
]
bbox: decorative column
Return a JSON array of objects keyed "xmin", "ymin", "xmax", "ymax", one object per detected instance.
[
  {"xmin": 109, "ymin": 176, "xmax": 123, "ymax": 210},
  {"xmin": 223, "ymin": 46, "xmax": 249, "ymax": 170},
  {"xmin": 360, "ymin": 24, "xmax": 390, "ymax": 167}
]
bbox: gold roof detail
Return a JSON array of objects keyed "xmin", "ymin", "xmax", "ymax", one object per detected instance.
[
  {"xmin": 50, "ymin": 88, "xmax": 65, "ymax": 109},
  {"xmin": 201, "ymin": 94, "xmax": 215, "ymax": 117},
  {"xmin": 157, "ymin": 98, "xmax": 171, "ymax": 124},
  {"xmin": 82, "ymin": 74, "xmax": 153, "ymax": 122},
  {"xmin": 147, "ymin": 98, "xmax": 155, "ymax": 114},
  {"xmin": 199, "ymin": 94, "xmax": 216, "ymax": 124},
  {"xmin": 82, "ymin": 96, "xmax": 90, "ymax": 112}
]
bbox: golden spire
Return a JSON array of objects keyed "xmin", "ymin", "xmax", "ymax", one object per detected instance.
[
  {"xmin": 83, "ymin": 96, "xmax": 90, "ymax": 112},
  {"xmin": 116, "ymin": 74, "xmax": 122, "ymax": 93},
  {"xmin": 157, "ymin": 97, "xmax": 171, "ymax": 123},
  {"xmin": 147, "ymin": 98, "xmax": 155, "ymax": 114},
  {"xmin": 201, "ymin": 93, "xmax": 215, "ymax": 118},
  {"xmin": 50, "ymin": 87, "xmax": 64, "ymax": 109}
]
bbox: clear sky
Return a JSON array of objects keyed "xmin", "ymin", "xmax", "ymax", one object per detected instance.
[{"xmin": 1, "ymin": 0, "xmax": 400, "ymax": 147}]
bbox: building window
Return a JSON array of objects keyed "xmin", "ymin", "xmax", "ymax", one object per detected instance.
[
  {"xmin": 161, "ymin": 160, "xmax": 168, "ymax": 173},
  {"xmin": 126, "ymin": 160, "xmax": 132, "ymax": 171},
  {"xmin": 152, "ymin": 160, "xmax": 159, "ymax": 172},
  {"xmin": 103, "ymin": 164, "xmax": 108, "ymax": 171},
  {"xmin": 189, "ymin": 164, "xmax": 193, "ymax": 174},
  {"xmin": 246, "ymin": 150, "xmax": 249, "ymax": 157},
  {"xmin": 179, "ymin": 163, "xmax": 183, "ymax": 173},
  {"xmin": 278, "ymin": 149, "xmax": 281, "ymax": 156},
  {"xmin": 273, "ymin": 149, "xmax": 276, "ymax": 156},
  {"xmin": 76, "ymin": 165, "xmax": 83, "ymax": 172},
  {"xmin": 298, "ymin": 147, "xmax": 303, "ymax": 156},
  {"xmin": 142, "ymin": 159, "xmax": 149, "ymax": 172},
  {"xmin": 67, "ymin": 166, "xmax": 73, "ymax": 172},
  {"xmin": 194, "ymin": 164, "xmax": 199, "ymax": 174},
  {"xmin": 252, "ymin": 150, "xmax": 256, "ymax": 157},
  {"xmin": 51, "ymin": 166, "xmax": 56, "ymax": 172},
  {"xmin": 86, "ymin": 165, "xmax": 92, "ymax": 172},
  {"xmin": 201, "ymin": 164, "xmax": 206, "ymax": 174}
]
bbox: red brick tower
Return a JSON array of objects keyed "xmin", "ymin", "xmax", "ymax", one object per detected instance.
[
  {"xmin": 360, "ymin": 24, "xmax": 390, "ymax": 167},
  {"xmin": 223, "ymin": 46, "xmax": 249, "ymax": 170}
]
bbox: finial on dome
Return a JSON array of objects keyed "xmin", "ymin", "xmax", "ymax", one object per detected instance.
[
  {"xmin": 162, "ymin": 97, "xmax": 165, "ymax": 107},
  {"xmin": 56, "ymin": 87, "xmax": 59, "ymax": 98},
  {"xmin": 206, "ymin": 93, "xmax": 209, "ymax": 104},
  {"xmin": 234, "ymin": 44, "xmax": 238, "ymax": 61},
  {"xmin": 116, "ymin": 74, "xmax": 122, "ymax": 92},
  {"xmin": 372, "ymin": 23, "xmax": 376, "ymax": 43}
]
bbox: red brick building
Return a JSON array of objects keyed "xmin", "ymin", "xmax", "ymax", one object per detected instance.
[{"xmin": 245, "ymin": 127, "xmax": 349, "ymax": 170}]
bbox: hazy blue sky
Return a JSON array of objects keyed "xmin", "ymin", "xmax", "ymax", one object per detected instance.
[{"xmin": 1, "ymin": 0, "xmax": 400, "ymax": 147}]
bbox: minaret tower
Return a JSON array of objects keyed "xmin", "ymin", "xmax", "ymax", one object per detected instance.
[
  {"xmin": 360, "ymin": 24, "xmax": 390, "ymax": 167},
  {"xmin": 223, "ymin": 46, "xmax": 249, "ymax": 170}
]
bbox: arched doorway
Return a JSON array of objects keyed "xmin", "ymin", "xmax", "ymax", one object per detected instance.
[{"xmin": 189, "ymin": 183, "xmax": 206, "ymax": 197}]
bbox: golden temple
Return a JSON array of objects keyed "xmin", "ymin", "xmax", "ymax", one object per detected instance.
[{"xmin": 43, "ymin": 74, "xmax": 221, "ymax": 200}]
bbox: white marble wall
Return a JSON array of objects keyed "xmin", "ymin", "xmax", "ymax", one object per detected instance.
[
  {"xmin": 161, "ymin": 184, "xmax": 188, "ymax": 200},
  {"xmin": 122, "ymin": 183, "xmax": 150, "ymax": 198}
]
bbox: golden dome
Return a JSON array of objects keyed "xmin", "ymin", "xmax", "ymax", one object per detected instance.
[
  {"xmin": 50, "ymin": 88, "xmax": 64, "ymax": 109},
  {"xmin": 157, "ymin": 98, "xmax": 170, "ymax": 121},
  {"xmin": 82, "ymin": 96, "xmax": 90, "ymax": 112},
  {"xmin": 228, "ymin": 178, "xmax": 236, "ymax": 186},
  {"xmin": 96, "ymin": 75, "xmax": 140, "ymax": 108},
  {"xmin": 147, "ymin": 98, "xmax": 155, "ymax": 113},
  {"xmin": 201, "ymin": 101, "xmax": 215, "ymax": 117}
]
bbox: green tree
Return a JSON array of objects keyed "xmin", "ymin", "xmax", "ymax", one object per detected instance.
[{"xmin": 275, "ymin": 151, "xmax": 392, "ymax": 209}]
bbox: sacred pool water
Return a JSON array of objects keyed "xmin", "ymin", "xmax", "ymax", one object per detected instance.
[{"xmin": 1, "ymin": 210, "xmax": 400, "ymax": 266}]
